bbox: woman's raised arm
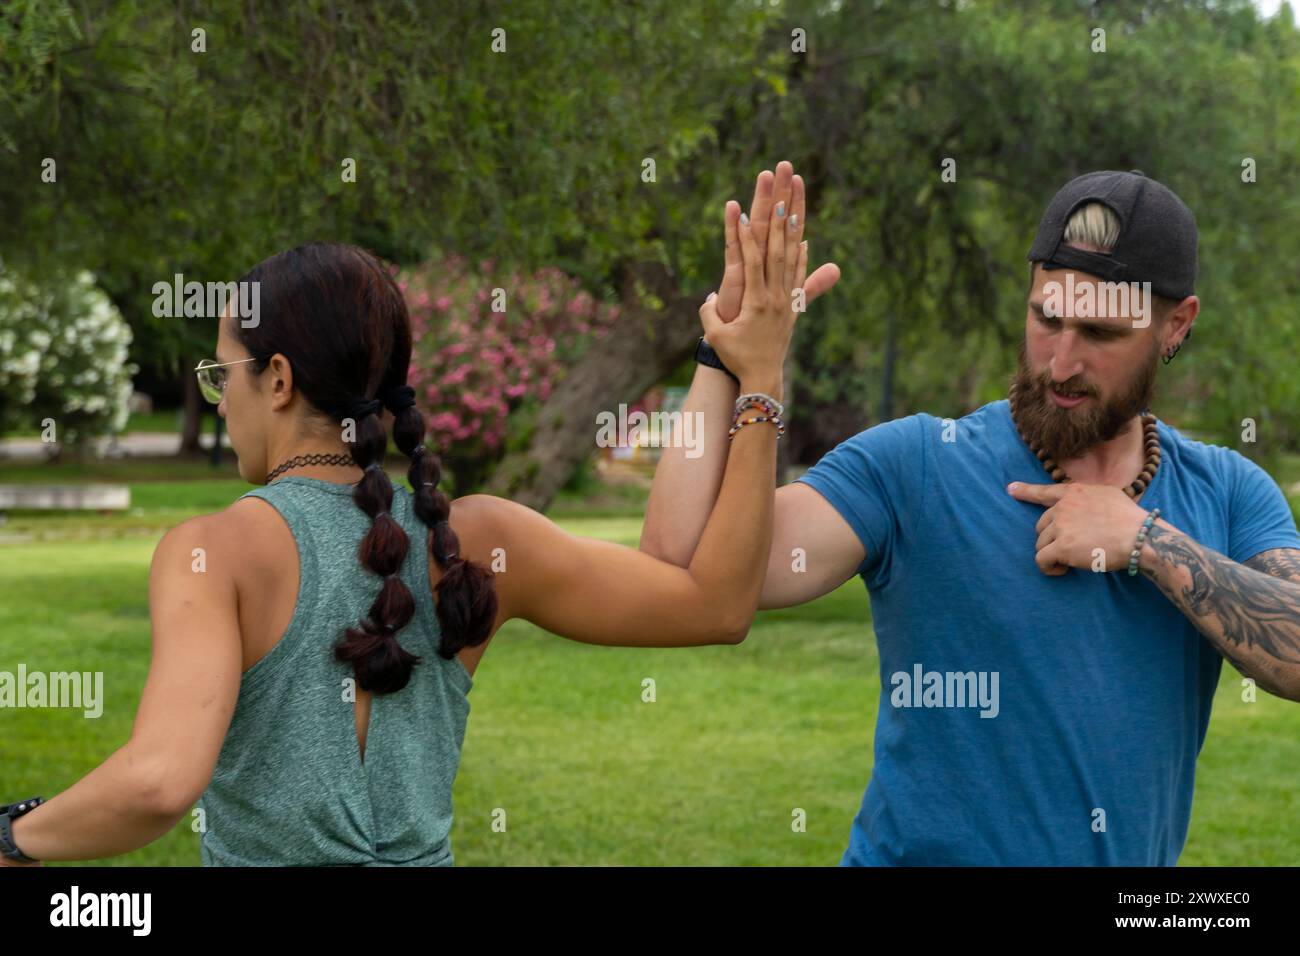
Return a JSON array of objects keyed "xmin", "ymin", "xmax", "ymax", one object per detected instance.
[{"xmin": 482, "ymin": 196, "xmax": 805, "ymax": 647}]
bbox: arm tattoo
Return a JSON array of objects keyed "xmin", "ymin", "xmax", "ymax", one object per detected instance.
[
  {"xmin": 1243, "ymin": 548, "xmax": 1300, "ymax": 584},
  {"xmin": 1140, "ymin": 527, "xmax": 1300, "ymax": 700}
]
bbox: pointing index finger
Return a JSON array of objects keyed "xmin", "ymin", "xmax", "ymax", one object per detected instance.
[{"xmin": 1007, "ymin": 481, "xmax": 1067, "ymax": 505}]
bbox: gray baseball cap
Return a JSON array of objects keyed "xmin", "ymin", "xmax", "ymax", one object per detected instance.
[{"xmin": 1027, "ymin": 169, "xmax": 1198, "ymax": 300}]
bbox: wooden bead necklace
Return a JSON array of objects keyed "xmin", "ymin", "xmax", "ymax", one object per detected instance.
[{"xmin": 1007, "ymin": 382, "xmax": 1161, "ymax": 499}]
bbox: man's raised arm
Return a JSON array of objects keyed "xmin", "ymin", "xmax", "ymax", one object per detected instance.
[
  {"xmin": 641, "ymin": 164, "xmax": 792, "ymax": 564},
  {"xmin": 641, "ymin": 163, "xmax": 850, "ymax": 601}
]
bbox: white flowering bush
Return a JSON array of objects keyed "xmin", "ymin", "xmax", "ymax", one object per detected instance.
[{"xmin": 0, "ymin": 268, "xmax": 137, "ymax": 445}]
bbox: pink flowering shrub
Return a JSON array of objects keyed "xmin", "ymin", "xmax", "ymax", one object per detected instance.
[{"xmin": 400, "ymin": 255, "xmax": 620, "ymax": 491}]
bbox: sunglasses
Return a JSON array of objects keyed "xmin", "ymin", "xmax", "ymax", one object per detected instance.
[{"xmin": 194, "ymin": 357, "xmax": 257, "ymax": 404}]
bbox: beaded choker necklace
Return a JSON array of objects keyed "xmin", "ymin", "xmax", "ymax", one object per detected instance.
[{"xmin": 1007, "ymin": 382, "xmax": 1161, "ymax": 499}]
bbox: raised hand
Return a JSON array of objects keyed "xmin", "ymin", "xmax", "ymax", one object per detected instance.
[
  {"xmin": 715, "ymin": 160, "xmax": 842, "ymax": 324},
  {"xmin": 697, "ymin": 182, "xmax": 806, "ymax": 397}
]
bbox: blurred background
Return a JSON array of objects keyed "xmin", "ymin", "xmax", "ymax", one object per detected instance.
[{"xmin": 1, "ymin": 0, "xmax": 1297, "ymax": 865}]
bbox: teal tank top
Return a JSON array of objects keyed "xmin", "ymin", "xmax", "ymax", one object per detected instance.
[{"xmin": 197, "ymin": 475, "xmax": 474, "ymax": 866}]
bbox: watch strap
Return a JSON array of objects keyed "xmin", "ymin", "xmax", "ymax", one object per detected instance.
[
  {"xmin": 694, "ymin": 336, "xmax": 739, "ymax": 383},
  {"xmin": 0, "ymin": 796, "xmax": 44, "ymax": 863}
]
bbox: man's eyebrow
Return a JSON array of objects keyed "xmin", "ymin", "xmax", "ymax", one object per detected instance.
[{"xmin": 1027, "ymin": 301, "xmax": 1130, "ymax": 331}]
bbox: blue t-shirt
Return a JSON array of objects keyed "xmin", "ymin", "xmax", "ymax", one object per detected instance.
[{"xmin": 796, "ymin": 398, "xmax": 1300, "ymax": 866}]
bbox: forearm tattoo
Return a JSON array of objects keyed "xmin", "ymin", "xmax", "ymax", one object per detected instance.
[{"xmin": 1140, "ymin": 526, "xmax": 1300, "ymax": 700}]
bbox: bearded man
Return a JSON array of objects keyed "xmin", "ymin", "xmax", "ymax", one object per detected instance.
[{"xmin": 641, "ymin": 164, "xmax": 1300, "ymax": 866}]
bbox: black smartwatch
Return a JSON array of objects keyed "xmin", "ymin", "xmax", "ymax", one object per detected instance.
[
  {"xmin": 694, "ymin": 336, "xmax": 739, "ymax": 384},
  {"xmin": 0, "ymin": 796, "xmax": 44, "ymax": 863}
]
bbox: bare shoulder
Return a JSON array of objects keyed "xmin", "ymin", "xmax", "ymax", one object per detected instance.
[
  {"xmin": 146, "ymin": 509, "xmax": 249, "ymax": 616},
  {"xmin": 153, "ymin": 496, "xmax": 294, "ymax": 586},
  {"xmin": 439, "ymin": 494, "xmax": 523, "ymax": 674},
  {"xmin": 213, "ymin": 494, "xmax": 293, "ymax": 553},
  {"xmin": 441, "ymin": 493, "xmax": 567, "ymax": 626},
  {"xmin": 446, "ymin": 492, "xmax": 551, "ymax": 560},
  {"xmin": 447, "ymin": 491, "xmax": 503, "ymax": 534},
  {"xmin": 152, "ymin": 507, "xmax": 242, "ymax": 566}
]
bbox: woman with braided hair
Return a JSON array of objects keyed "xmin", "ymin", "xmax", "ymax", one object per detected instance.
[{"xmin": 2, "ymin": 208, "xmax": 816, "ymax": 865}]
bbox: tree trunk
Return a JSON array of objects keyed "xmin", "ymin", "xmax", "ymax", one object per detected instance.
[
  {"xmin": 483, "ymin": 262, "xmax": 702, "ymax": 511},
  {"xmin": 879, "ymin": 308, "xmax": 896, "ymax": 425},
  {"xmin": 181, "ymin": 361, "xmax": 203, "ymax": 454}
]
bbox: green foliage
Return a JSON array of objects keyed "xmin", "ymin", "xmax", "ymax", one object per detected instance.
[
  {"xmin": 782, "ymin": 0, "xmax": 1300, "ymax": 453},
  {"xmin": 0, "ymin": 0, "xmax": 770, "ymax": 371},
  {"xmin": 1, "ymin": 0, "xmax": 1297, "ymax": 457}
]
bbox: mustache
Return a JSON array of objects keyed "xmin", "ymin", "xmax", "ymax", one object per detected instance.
[{"xmin": 1038, "ymin": 379, "xmax": 1093, "ymax": 397}]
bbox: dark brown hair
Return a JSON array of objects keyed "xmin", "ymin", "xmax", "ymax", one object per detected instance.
[{"xmin": 235, "ymin": 242, "xmax": 497, "ymax": 693}]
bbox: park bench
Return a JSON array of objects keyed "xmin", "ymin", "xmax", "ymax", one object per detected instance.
[{"xmin": 0, "ymin": 484, "xmax": 130, "ymax": 513}]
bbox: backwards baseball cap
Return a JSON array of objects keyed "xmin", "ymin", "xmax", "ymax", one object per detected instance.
[{"xmin": 1027, "ymin": 169, "xmax": 1198, "ymax": 301}]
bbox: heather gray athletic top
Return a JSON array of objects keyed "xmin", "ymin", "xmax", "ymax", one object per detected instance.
[{"xmin": 197, "ymin": 475, "xmax": 474, "ymax": 866}]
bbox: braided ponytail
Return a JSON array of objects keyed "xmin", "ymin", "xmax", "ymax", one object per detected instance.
[
  {"xmin": 385, "ymin": 384, "xmax": 498, "ymax": 659},
  {"xmin": 233, "ymin": 241, "xmax": 495, "ymax": 689},
  {"xmin": 332, "ymin": 394, "xmax": 421, "ymax": 693}
]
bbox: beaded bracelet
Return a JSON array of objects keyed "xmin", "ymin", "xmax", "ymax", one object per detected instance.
[
  {"xmin": 735, "ymin": 392, "xmax": 785, "ymax": 419},
  {"xmin": 736, "ymin": 398, "xmax": 782, "ymax": 422},
  {"xmin": 729, "ymin": 413, "xmax": 786, "ymax": 440},
  {"xmin": 1127, "ymin": 507, "xmax": 1161, "ymax": 576}
]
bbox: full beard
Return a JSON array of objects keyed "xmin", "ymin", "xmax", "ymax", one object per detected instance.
[{"xmin": 1009, "ymin": 338, "xmax": 1160, "ymax": 461}]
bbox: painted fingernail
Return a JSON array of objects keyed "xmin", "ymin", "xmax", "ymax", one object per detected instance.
[
  {"xmin": 776, "ymin": 202, "xmax": 785, "ymax": 217},
  {"xmin": 740, "ymin": 212, "xmax": 749, "ymax": 226},
  {"xmin": 788, "ymin": 213, "xmax": 799, "ymax": 229}
]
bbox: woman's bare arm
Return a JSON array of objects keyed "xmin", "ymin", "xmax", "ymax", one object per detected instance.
[
  {"xmin": 481, "ymin": 192, "xmax": 806, "ymax": 647},
  {"xmin": 9, "ymin": 516, "xmax": 243, "ymax": 862}
]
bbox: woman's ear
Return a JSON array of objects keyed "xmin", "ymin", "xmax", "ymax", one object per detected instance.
[{"xmin": 266, "ymin": 352, "xmax": 295, "ymax": 412}]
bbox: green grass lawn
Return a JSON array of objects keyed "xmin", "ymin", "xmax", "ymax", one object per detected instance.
[
  {"xmin": 1, "ymin": 464, "xmax": 1298, "ymax": 866},
  {"xmin": 3, "ymin": 408, "xmax": 183, "ymax": 438}
]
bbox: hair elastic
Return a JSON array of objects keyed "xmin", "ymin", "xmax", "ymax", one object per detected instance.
[
  {"xmin": 382, "ymin": 384, "xmax": 417, "ymax": 413},
  {"xmin": 348, "ymin": 397, "xmax": 382, "ymax": 420}
]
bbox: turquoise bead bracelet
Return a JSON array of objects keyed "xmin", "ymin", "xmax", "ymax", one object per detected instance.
[{"xmin": 1127, "ymin": 508, "xmax": 1161, "ymax": 576}]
